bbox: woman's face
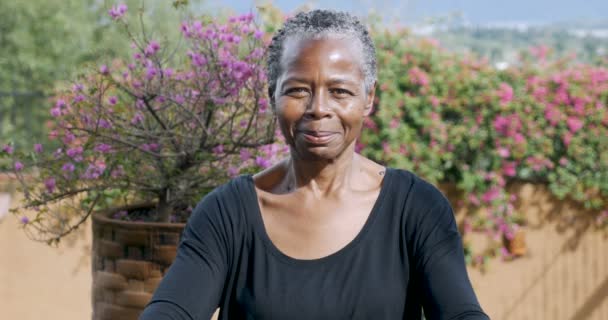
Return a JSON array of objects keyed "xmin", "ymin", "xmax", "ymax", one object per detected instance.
[{"xmin": 273, "ymin": 36, "xmax": 375, "ymax": 161}]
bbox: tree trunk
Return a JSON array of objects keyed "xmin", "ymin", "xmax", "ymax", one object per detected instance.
[{"xmin": 156, "ymin": 188, "xmax": 172, "ymax": 223}]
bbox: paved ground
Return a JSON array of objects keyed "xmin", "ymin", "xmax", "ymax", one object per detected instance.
[{"xmin": 0, "ymin": 191, "xmax": 92, "ymax": 320}]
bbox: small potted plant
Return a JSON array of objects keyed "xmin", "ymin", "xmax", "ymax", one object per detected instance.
[{"xmin": 0, "ymin": 3, "xmax": 281, "ymax": 319}]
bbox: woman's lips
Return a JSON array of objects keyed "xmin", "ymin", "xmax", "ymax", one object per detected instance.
[{"xmin": 298, "ymin": 130, "xmax": 337, "ymax": 144}]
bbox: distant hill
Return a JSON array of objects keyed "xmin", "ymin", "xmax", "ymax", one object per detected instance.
[{"xmin": 410, "ymin": 17, "xmax": 608, "ymax": 65}]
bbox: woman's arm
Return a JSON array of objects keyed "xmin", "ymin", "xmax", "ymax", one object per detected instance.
[
  {"xmin": 405, "ymin": 177, "xmax": 490, "ymax": 320},
  {"xmin": 140, "ymin": 193, "xmax": 230, "ymax": 320},
  {"xmin": 417, "ymin": 223, "xmax": 489, "ymax": 319}
]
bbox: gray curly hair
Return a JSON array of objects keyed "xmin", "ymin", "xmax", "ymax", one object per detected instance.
[{"xmin": 266, "ymin": 9, "xmax": 377, "ymax": 103}]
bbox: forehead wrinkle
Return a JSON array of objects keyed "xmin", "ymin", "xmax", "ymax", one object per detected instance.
[
  {"xmin": 281, "ymin": 34, "xmax": 364, "ymax": 68},
  {"xmin": 278, "ymin": 37, "xmax": 365, "ymax": 88}
]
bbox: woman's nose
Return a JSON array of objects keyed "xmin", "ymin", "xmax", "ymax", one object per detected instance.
[{"xmin": 304, "ymin": 90, "xmax": 332, "ymax": 119}]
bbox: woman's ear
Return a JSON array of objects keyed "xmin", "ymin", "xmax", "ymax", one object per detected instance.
[{"xmin": 364, "ymin": 81, "xmax": 377, "ymax": 116}]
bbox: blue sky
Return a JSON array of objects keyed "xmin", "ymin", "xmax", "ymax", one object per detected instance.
[{"xmin": 205, "ymin": 0, "xmax": 608, "ymax": 25}]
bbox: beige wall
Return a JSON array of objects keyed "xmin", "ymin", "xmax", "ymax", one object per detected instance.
[
  {"xmin": 447, "ymin": 182, "xmax": 608, "ymax": 320},
  {"xmin": 0, "ymin": 191, "xmax": 92, "ymax": 320},
  {"xmin": 1, "ymin": 182, "xmax": 607, "ymax": 319}
]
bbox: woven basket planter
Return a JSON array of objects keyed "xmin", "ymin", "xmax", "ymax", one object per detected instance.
[{"xmin": 91, "ymin": 203, "xmax": 186, "ymax": 320}]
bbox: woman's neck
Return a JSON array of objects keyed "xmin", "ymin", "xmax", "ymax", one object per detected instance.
[{"xmin": 287, "ymin": 145, "xmax": 359, "ymax": 198}]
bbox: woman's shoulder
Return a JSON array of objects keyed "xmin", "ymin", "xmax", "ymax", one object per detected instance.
[
  {"xmin": 188, "ymin": 175, "xmax": 254, "ymax": 225},
  {"xmin": 387, "ymin": 167, "xmax": 451, "ymax": 211}
]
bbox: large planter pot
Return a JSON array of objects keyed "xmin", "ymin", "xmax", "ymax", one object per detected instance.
[{"xmin": 91, "ymin": 203, "xmax": 186, "ymax": 320}]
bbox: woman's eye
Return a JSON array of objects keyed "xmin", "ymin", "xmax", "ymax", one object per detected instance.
[
  {"xmin": 331, "ymin": 88, "xmax": 352, "ymax": 97},
  {"xmin": 285, "ymin": 88, "xmax": 309, "ymax": 97}
]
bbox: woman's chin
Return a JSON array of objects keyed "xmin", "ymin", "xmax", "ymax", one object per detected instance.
[{"xmin": 293, "ymin": 143, "xmax": 351, "ymax": 162}]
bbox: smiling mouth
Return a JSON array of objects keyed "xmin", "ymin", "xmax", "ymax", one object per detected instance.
[{"xmin": 298, "ymin": 130, "xmax": 338, "ymax": 144}]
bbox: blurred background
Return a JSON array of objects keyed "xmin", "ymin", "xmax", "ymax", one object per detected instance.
[{"xmin": 1, "ymin": 0, "xmax": 607, "ymax": 319}]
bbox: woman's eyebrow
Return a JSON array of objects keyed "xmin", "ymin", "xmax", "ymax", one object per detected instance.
[
  {"xmin": 326, "ymin": 77, "xmax": 357, "ymax": 86},
  {"xmin": 282, "ymin": 75, "xmax": 309, "ymax": 84},
  {"xmin": 280, "ymin": 76, "xmax": 358, "ymax": 91}
]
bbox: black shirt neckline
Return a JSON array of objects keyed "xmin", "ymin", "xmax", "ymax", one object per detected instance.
[{"xmin": 244, "ymin": 167, "xmax": 395, "ymax": 267}]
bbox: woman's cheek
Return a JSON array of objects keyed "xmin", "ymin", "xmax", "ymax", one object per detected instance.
[{"xmin": 277, "ymin": 101, "xmax": 304, "ymax": 143}]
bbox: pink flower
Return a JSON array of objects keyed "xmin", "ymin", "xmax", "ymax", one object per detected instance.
[
  {"xmin": 145, "ymin": 40, "xmax": 161, "ymax": 56},
  {"xmin": 163, "ymin": 68, "xmax": 174, "ymax": 78},
  {"xmin": 146, "ymin": 67, "xmax": 157, "ymax": 79},
  {"xmin": 526, "ymin": 156, "xmax": 552, "ymax": 172},
  {"xmin": 108, "ymin": 96, "xmax": 118, "ymax": 105},
  {"xmin": 493, "ymin": 115, "xmax": 510, "ymax": 136},
  {"xmin": 554, "ymin": 88, "xmax": 570, "ymax": 105},
  {"xmin": 72, "ymin": 83, "xmax": 84, "ymax": 92},
  {"xmin": 212, "ymin": 144, "xmax": 224, "ymax": 155},
  {"xmin": 98, "ymin": 119, "xmax": 112, "ymax": 129},
  {"xmin": 468, "ymin": 194, "xmax": 480, "ymax": 206},
  {"xmin": 100, "ymin": 65, "xmax": 109, "ymax": 74},
  {"xmin": 82, "ymin": 162, "xmax": 106, "ymax": 179},
  {"xmin": 356, "ymin": 142, "xmax": 365, "ymax": 153},
  {"xmin": 497, "ymin": 147, "xmax": 510, "ymax": 158},
  {"xmin": 408, "ymin": 67, "xmax": 430, "ymax": 87},
  {"xmin": 255, "ymin": 156, "xmax": 271, "ymax": 168},
  {"xmin": 135, "ymin": 99, "xmax": 145, "ymax": 109},
  {"xmin": 566, "ymin": 117, "xmax": 584, "ymax": 133},
  {"xmin": 363, "ymin": 118, "xmax": 377, "ymax": 130},
  {"xmin": 14, "ymin": 161, "xmax": 24, "ymax": 171},
  {"xmin": 50, "ymin": 107, "xmax": 61, "ymax": 117},
  {"xmin": 240, "ymin": 149, "xmax": 251, "ymax": 161},
  {"xmin": 493, "ymin": 114, "xmax": 522, "ymax": 137},
  {"xmin": 20, "ymin": 216, "xmax": 29, "ymax": 224},
  {"xmin": 108, "ymin": 3, "xmax": 128, "ymax": 20},
  {"xmin": 44, "ymin": 177, "xmax": 56, "ymax": 193},
  {"xmin": 559, "ymin": 157, "xmax": 569, "ymax": 166},
  {"xmin": 2, "ymin": 144, "xmax": 13, "ymax": 154},
  {"xmin": 533, "ymin": 86, "xmax": 548, "ymax": 101},
  {"xmin": 482, "ymin": 187, "xmax": 501, "ymax": 203},
  {"xmin": 181, "ymin": 22, "xmax": 191, "ymax": 37},
  {"xmin": 513, "ymin": 133, "xmax": 525, "ymax": 145},
  {"xmin": 258, "ymin": 98, "xmax": 269, "ymax": 113},
  {"xmin": 228, "ymin": 166, "xmax": 239, "ymax": 177},
  {"xmin": 239, "ymin": 13, "xmax": 254, "ymax": 23},
  {"xmin": 55, "ymin": 99, "xmax": 66, "ymax": 108},
  {"xmin": 572, "ymin": 98, "xmax": 586, "ymax": 115},
  {"xmin": 73, "ymin": 94, "xmax": 85, "ymax": 103},
  {"xmin": 66, "ymin": 146, "xmax": 83, "ymax": 158},
  {"xmin": 62, "ymin": 162, "xmax": 75, "ymax": 172},
  {"xmin": 498, "ymin": 83, "xmax": 514, "ymax": 105},
  {"xmin": 382, "ymin": 142, "xmax": 391, "ymax": 154},
  {"xmin": 131, "ymin": 112, "xmax": 144, "ymax": 125},
  {"xmin": 94, "ymin": 144, "xmax": 112, "ymax": 153},
  {"xmin": 61, "ymin": 131, "xmax": 75, "ymax": 144},
  {"xmin": 502, "ymin": 161, "xmax": 517, "ymax": 177},
  {"xmin": 254, "ymin": 30, "xmax": 263, "ymax": 39},
  {"xmin": 562, "ymin": 131, "xmax": 573, "ymax": 147},
  {"xmin": 544, "ymin": 105, "xmax": 561, "ymax": 126},
  {"xmin": 34, "ymin": 144, "xmax": 43, "ymax": 153},
  {"xmin": 139, "ymin": 143, "xmax": 159, "ymax": 152},
  {"xmin": 430, "ymin": 96, "xmax": 440, "ymax": 107}
]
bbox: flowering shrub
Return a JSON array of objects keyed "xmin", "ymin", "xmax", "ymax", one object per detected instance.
[
  {"xmin": 1, "ymin": 5, "xmax": 606, "ymax": 265},
  {"xmin": 0, "ymin": 5, "xmax": 276, "ymax": 243},
  {"xmin": 361, "ymin": 29, "xmax": 608, "ymax": 265}
]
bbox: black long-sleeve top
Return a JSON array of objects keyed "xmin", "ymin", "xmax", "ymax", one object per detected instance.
[{"xmin": 140, "ymin": 168, "xmax": 490, "ymax": 319}]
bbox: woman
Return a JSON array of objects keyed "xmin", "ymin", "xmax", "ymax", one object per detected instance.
[{"xmin": 141, "ymin": 9, "xmax": 489, "ymax": 320}]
